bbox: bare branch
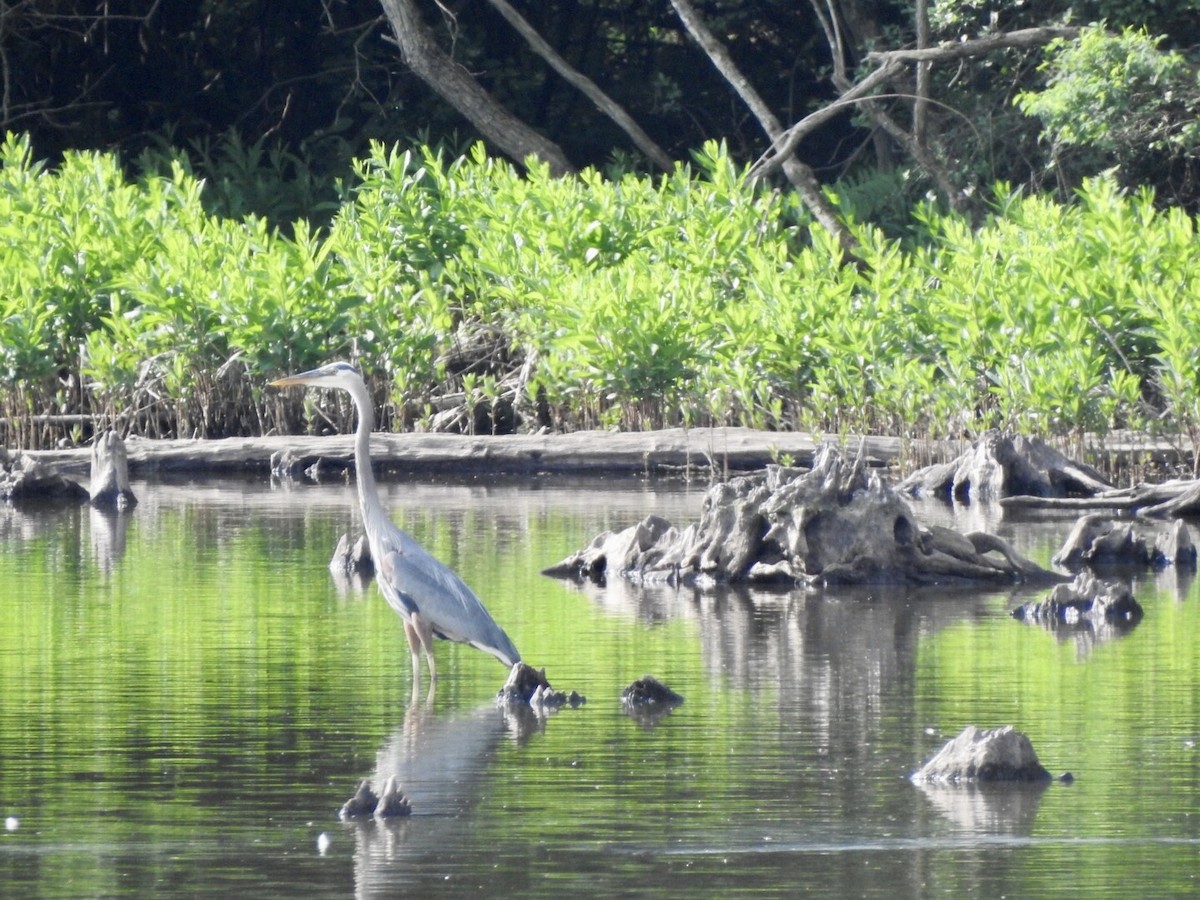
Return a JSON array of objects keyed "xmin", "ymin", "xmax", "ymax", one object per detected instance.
[
  {"xmin": 669, "ymin": 0, "xmax": 858, "ymax": 257},
  {"xmin": 485, "ymin": 0, "xmax": 673, "ymax": 171},
  {"xmin": 754, "ymin": 24, "xmax": 1082, "ymax": 193},
  {"xmin": 748, "ymin": 61, "xmax": 901, "ymax": 182},
  {"xmin": 378, "ymin": 0, "xmax": 574, "ymax": 175},
  {"xmin": 864, "ymin": 26, "xmax": 1081, "ymax": 65}
]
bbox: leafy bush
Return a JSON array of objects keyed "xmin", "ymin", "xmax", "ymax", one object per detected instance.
[
  {"xmin": 5, "ymin": 131, "xmax": 1200, "ymax": 472},
  {"xmin": 1016, "ymin": 25, "xmax": 1200, "ymax": 201}
]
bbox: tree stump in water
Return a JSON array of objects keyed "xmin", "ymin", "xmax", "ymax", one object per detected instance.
[
  {"xmin": 1053, "ymin": 514, "xmax": 1196, "ymax": 570},
  {"xmin": 330, "ymin": 532, "xmax": 374, "ymax": 578},
  {"xmin": 900, "ymin": 431, "xmax": 1112, "ymax": 501},
  {"xmin": 544, "ymin": 446, "xmax": 1062, "ymax": 587},
  {"xmin": 1011, "ymin": 571, "xmax": 1143, "ymax": 628},
  {"xmin": 89, "ymin": 431, "xmax": 137, "ymax": 510}
]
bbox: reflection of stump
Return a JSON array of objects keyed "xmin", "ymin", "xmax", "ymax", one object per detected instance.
[
  {"xmin": 901, "ymin": 431, "xmax": 1111, "ymax": 502},
  {"xmin": 89, "ymin": 431, "xmax": 137, "ymax": 510}
]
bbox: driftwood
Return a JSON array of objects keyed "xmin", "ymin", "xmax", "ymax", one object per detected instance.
[
  {"xmin": 1003, "ymin": 477, "xmax": 1200, "ymax": 518},
  {"xmin": 544, "ymin": 447, "xmax": 1062, "ymax": 587},
  {"xmin": 88, "ymin": 431, "xmax": 137, "ymax": 510},
  {"xmin": 911, "ymin": 726, "xmax": 1053, "ymax": 784},
  {"xmin": 1053, "ymin": 515, "xmax": 1196, "ymax": 570},
  {"xmin": 27, "ymin": 428, "xmax": 912, "ymax": 478},
  {"xmin": 0, "ymin": 448, "xmax": 89, "ymax": 504},
  {"xmin": 900, "ymin": 431, "xmax": 1112, "ymax": 502}
]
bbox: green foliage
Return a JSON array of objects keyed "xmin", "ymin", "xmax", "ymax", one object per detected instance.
[
  {"xmin": 1018, "ymin": 26, "xmax": 1200, "ymax": 156},
  {"xmin": 136, "ymin": 131, "xmax": 346, "ymax": 230},
  {"xmin": 1016, "ymin": 25, "xmax": 1200, "ymax": 197},
  {"xmin": 7, "ymin": 132, "xmax": 1200, "ymax": 465}
]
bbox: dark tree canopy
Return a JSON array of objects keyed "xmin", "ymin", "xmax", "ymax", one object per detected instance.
[{"xmin": 5, "ymin": 0, "xmax": 1200, "ymax": 216}]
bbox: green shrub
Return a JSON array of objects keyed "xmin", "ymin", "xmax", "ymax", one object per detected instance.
[{"xmin": 5, "ymin": 130, "xmax": 1200, "ymax": 470}]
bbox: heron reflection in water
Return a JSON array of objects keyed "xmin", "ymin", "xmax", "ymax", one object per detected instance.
[{"xmin": 270, "ymin": 362, "xmax": 520, "ymax": 689}]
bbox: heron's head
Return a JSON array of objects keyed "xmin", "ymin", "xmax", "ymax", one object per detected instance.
[{"xmin": 269, "ymin": 361, "xmax": 363, "ymax": 392}]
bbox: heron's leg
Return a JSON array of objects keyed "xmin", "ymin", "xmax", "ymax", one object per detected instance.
[
  {"xmin": 411, "ymin": 614, "xmax": 437, "ymax": 682},
  {"xmin": 403, "ymin": 620, "xmax": 422, "ymax": 686}
]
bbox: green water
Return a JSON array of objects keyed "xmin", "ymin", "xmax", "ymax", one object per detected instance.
[{"xmin": 0, "ymin": 477, "xmax": 1197, "ymax": 897}]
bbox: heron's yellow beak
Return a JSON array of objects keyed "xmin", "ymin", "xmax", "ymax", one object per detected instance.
[{"xmin": 269, "ymin": 368, "xmax": 323, "ymax": 389}]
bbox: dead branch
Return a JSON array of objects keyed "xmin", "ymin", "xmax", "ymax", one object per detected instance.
[
  {"xmin": 378, "ymin": 0, "xmax": 574, "ymax": 175},
  {"xmin": 752, "ymin": 25, "xmax": 1081, "ymax": 187},
  {"xmin": 485, "ymin": 0, "xmax": 673, "ymax": 172},
  {"xmin": 864, "ymin": 26, "xmax": 1081, "ymax": 65},
  {"xmin": 669, "ymin": 0, "xmax": 858, "ymax": 257}
]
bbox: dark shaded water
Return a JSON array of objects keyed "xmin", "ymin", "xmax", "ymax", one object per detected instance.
[{"xmin": 1, "ymin": 474, "xmax": 1198, "ymax": 897}]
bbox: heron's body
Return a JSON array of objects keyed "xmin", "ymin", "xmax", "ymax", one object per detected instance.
[{"xmin": 270, "ymin": 362, "xmax": 520, "ymax": 684}]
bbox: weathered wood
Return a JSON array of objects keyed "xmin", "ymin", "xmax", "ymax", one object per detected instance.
[
  {"xmin": 545, "ymin": 447, "xmax": 1063, "ymax": 587},
  {"xmin": 1052, "ymin": 513, "xmax": 1196, "ymax": 569},
  {"xmin": 88, "ymin": 431, "xmax": 137, "ymax": 510},
  {"xmin": 24, "ymin": 429, "xmax": 921, "ymax": 478},
  {"xmin": 1001, "ymin": 478, "xmax": 1200, "ymax": 514},
  {"xmin": 901, "ymin": 431, "xmax": 1112, "ymax": 501}
]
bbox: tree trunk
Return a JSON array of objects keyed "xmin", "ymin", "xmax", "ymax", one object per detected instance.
[
  {"xmin": 669, "ymin": 0, "xmax": 860, "ymax": 259},
  {"xmin": 485, "ymin": 0, "xmax": 673, "ymax": 172},
  {"xmin": 377, "ymin": 0, "xmax": 574, "ymax": 175}
]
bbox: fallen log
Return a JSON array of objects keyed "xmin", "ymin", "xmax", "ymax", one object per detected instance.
[
  {"xmin": 27, "ymin": 428, "xmax": 909, "ymax": 478},
  {"xmin": 1001, "ymin": 478, "xmax": 1200, "ymax": 516},
  {"xmin": 0, "ymin": 448, "xmax": 89, "ymax": 504}
]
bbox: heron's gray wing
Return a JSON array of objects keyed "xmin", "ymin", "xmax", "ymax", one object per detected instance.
[{"xmin": 378, "ymin": 535, "xmax": 520, "ymax": 666}]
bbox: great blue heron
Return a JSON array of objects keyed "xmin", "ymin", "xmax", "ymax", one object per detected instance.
[{"xmin": 269, "ymin": 362, "xmax": 520, "ymax": 685}]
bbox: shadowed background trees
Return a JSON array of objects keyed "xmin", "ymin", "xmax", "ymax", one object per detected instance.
[{"xmin": 5, "ymin": 0, "xmax": 1200, "ymax": 223}]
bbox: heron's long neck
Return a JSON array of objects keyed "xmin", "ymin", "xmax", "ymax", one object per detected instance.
[{"xmin": 348, "ymin": 381, "xmax": 386, "ymax": 534}]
